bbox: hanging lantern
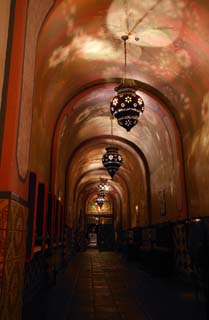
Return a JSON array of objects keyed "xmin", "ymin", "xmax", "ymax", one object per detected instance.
[
  {"xmin": 98, "ymin": 179, "xmax": 109, "ymax": 195},
  {"xmin": 110, "ymin": 35, "xmax": 144, "ymax": 132},
  {"xmin": 110, "ymin": 83, "xmax": 144, "ymax": 132},
  {"xmin": 96, "ymin": 193, "xmax": 105, "ymax": 208},
  {"xmin": 102, "ymin": 147, "xmax": 123, "ymax": 178}
]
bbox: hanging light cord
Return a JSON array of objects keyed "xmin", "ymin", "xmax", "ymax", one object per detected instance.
[
  {"xmin": 121, "ymin": 35, "xmax": 128, "ymax": 84},
  {"xmin": 111, "ymin": 116, "xmax": 113, "ymax": 144},
  {"xmin": 128, "ymin": 0, "xmax": 163, "ymax": 35},
  {"xmin": 124, "ymin": 38, "xmax": 127, "ymax": 82}
]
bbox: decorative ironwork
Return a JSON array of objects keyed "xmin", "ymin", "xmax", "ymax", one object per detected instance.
[
  {"xmin": 96, "ymin": 193, "xmax": 105, "ymax": 208},
  {"xmin": 102, "ymin": 147, "xmax": 123, "ymax": 178},
  {"xmin": 110, "ymin": 35, "xmax": 144, "ymax": 131},
  {"xmin": 98, "ymin": 178, "xmax": 109, "ymax": 196},
  {"xmin": 110, "ymin": 83, "xmax": 144, "ymax": 132}
]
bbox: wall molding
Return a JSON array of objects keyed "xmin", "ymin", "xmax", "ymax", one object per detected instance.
[
  {"xmin": 0, "ymin": 0, "xmax": 16, "ymax": 160},
  {"xmin": 0, "ymin": 191, "xmax": 28, "ymax": 206}
]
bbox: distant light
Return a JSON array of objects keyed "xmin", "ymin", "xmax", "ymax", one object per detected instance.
[
  {"xmin": 96, "ymin": 194, "xmax": 105, "ymax": 208},
  {"xmin": 98, "ymin": 179, "xmax": 110, "ymax": 195}
]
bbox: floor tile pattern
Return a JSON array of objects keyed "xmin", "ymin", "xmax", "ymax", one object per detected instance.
[{"xmin": 46, "ymin": 250, "xmax": 206, "ymax": 320}]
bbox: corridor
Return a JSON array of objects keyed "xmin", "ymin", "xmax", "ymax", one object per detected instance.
[
  {"xmin": 2, "ymin": 1, "xmax": 209, "ymax": 319},
  {"xmin": 45, "ymin": 250, "xmax": 205, "ymax": 320}
]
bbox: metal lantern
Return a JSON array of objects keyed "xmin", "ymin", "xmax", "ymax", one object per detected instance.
[
  {"xmin": 102, "ymin": 147, "xmax": 123, "ymax": 178},
  {"xmin": 110, "ymin": 83, "xmax": 144, "ymax": 132},
  {"xmin": 96, "ymin": 193, "xmax": 105, "ymax": 208},
  {"xmin": 98, "ymin": 179, "xmax": 109, "ymax": 195},
  {"xmin": 110, "ymin": 35, "xmax": 145, "ymax": 132}
]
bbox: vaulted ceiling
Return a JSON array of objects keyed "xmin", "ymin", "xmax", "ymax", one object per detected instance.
[{"xmin": 30, "ymin": 0, "xmax": 209, "ymax": 226}]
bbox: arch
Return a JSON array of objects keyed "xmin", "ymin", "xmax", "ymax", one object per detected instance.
[
  {"xmin": 49, "ymin": 80, "xmax": 188, "ymax": 223},
  {"xmin": 50, "ymin": 79, "xmax": 186, "ymax": 191}
]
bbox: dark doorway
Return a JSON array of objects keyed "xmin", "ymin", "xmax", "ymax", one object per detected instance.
[{"xmin": 97, "ymin": 224, "xmax": 115, "ymax": 251}]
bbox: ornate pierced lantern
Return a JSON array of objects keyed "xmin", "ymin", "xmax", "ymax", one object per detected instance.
[
  {"xmin": 110, "ymin": 35, "xmax": 144, "ymax": 131},
  {"xmin": 98, "ymin": 179, "xmax": 109, "ymax": 196},
  {"xmin": 110, "ymin": 83, "xmax": 144, "ymax": 132},
  {"xmin": 102, "ymin": 147, "xmax": 123, "ymax": 178},
  {"xmin": 96, "ymin": 193, "xmax": 105, "ymax": 208}
]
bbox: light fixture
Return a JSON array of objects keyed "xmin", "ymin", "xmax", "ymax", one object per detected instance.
[
  {"xmin": 110, "ymin": 35, "xmax": 144, "ymax": 132},
  {"xmin": 102, "ymin": 147, "xmax": 122, "ymax": 178},
  {"xmin": 96, "ymin": 193, "xmax": 105, "ymax": 208},
  {"xmin": 102, "ymin": 117, "xmax": 123, "ymax": 178},
  {"xmin": 98, "ymin": 178, "xmax": 109, "ymax": 195}
]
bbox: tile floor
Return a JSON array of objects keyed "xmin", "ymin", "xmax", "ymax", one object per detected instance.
[{"xmin": 45, "ymin": 249, "xmax": 206, "ymax": 320}]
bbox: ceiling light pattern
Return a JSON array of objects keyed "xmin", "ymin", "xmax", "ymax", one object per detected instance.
[{"xmin": 106, "ymin": 0, "xmax": 184, "ymax": 47}]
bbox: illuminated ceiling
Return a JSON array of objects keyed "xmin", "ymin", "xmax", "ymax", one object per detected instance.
[{"xmin": 30, "ymin": 0, "xmax": 209, "ymax": 224}]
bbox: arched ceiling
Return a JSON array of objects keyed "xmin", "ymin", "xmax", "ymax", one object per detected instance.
[
  {"xmin": 30, "ymin": 0, "xmax": 209, "ymax": 222},
  {"xmin": 34, "ymin": 0, "xmax": 209, "ymax": 129},
  {"xmin": 53, "ymin": 84, "xmax": 181, "ymax": 203}
]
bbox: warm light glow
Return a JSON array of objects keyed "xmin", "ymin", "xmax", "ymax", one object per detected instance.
[
  {"xmin": 98, "ymin": 179, "xmax": 110, "ymax": 194},
  {"xmin": 49, "ymin": 44, "xmax": 71, "ymax": 68},
  {"xmin": 49, "ymin": 36, "xmax": 120, "ymax": 68},
  {"xmin": 76, "ymin": 37, "xmax": 119, "ymax": 60},
  {"xmin": 106, "ymin": 0, "xmax": 183, "ymax": 47},
  {"xmin": 86, "ymin": 193, "xmax": 112, "ymax": 215}
]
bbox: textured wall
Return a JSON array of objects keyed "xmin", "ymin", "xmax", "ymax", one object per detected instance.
[
  {"xmin": 0, "ymin": 199, "xmax": 9, "ymax": 297},
  {"xmin": 0, "ymin": 197, "xmax": 28, "ymax": 320}
]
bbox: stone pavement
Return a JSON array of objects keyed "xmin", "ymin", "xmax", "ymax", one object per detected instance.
[{"xmin": 45, "ymin": 250, "xmax": 206, "ymax": 320}]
